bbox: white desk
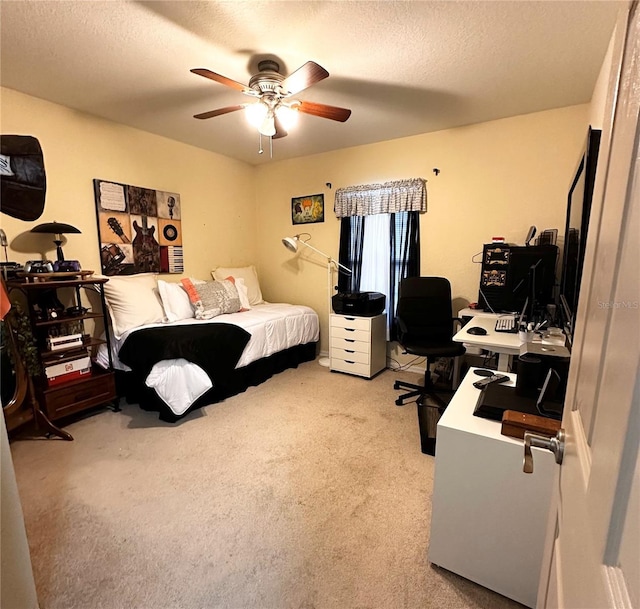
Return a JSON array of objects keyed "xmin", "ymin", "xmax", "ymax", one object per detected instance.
[
  {"xmin": 453, "ymin": 314, "xmax": 522, "ymax": 371},
  {"xmin": 454, "ymin": 315, "xmax": 568, "ymax": 372},
  {"xmin": 428, "ymin": 369, "xmax": 555, "ymax": 608},
  {"xmin": 458, "ymin": 307, "xmax": 503, "ymax": 319}
]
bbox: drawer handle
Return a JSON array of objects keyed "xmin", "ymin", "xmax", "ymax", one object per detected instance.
[
  {"xmin": 345, "ymin": 328, "xmax": 355, "ymax": 332},
  {"xmin": 345, "ymin": 349, "xmax": 355, "ymax": 353},
  {"xmin": 345, "ymin": 317, "xmax": 356, "ymax": 321},
  {"xmin": 345, "ymin": 360, "xmax": 355, "ymax": 364},
  {"xmin": 345, "ymin": 339, "xmax": 355, "ymax": 343}
]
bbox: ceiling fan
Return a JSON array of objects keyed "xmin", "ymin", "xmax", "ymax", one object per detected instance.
[{"xmin": 190, "ymin": 60, "xmax": 352, "ymax": 140}]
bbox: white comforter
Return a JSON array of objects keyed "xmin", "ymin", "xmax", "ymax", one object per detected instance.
[{"xmin": 96, "ymin": 303, "xmax": 319, "ymax": 414}]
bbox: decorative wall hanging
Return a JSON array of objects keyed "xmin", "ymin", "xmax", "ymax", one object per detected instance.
[
  {"xmin": 291, "ymin": 193, "xmax": 324, "ymax": 225},
  {"xmin": 93, "ymin": 179, "xmax": 183, "ymax": 276}
]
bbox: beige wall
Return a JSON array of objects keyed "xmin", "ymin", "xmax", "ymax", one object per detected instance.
[
  {"xmin": 0, "ymin": 87, "xmax": 256, "ymax": 280},
  {"xmin": 0, "ymin": 87, "xmax": 590, "ymax": 355},
  {"xmin": 255, "ymin": 105, "xmax": 590, "ymax": 354},
  {"xmin": 590, "ymin": 28, "xmax": 615, "ymax": 129}
]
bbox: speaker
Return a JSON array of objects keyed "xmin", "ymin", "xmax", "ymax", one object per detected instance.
[{"xmin": 515, "ymin": 354, "xmax": 542, "ymax": 397}]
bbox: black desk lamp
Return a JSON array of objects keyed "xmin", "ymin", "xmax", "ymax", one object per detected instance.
[{"xmin": 30, "ymin": 221, "xmax": 81, "ymax": 261}]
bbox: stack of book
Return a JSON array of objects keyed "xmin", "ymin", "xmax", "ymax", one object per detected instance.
[{"xmin": 45, "ymin": 354, "xmax": 91, "ymax": 387}]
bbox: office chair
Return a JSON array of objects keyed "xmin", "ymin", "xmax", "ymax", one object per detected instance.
[{"xmin": 393, "ymin": 277, "xmax": 466, "ymax": 454}]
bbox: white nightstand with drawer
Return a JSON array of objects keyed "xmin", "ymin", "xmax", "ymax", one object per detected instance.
[{"xmin": 329, "ymin": 314, "xmax": 386, "ymax": 378}]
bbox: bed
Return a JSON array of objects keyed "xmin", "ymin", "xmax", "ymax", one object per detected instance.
[{"xmin": 95, "ymin": 268, "xmax": 319, "ymax": 421}]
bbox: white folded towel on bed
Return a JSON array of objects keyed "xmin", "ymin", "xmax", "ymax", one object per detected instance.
[{"xmin": 145, "ymin": 359, "xmax": 213, "ymax": 416}]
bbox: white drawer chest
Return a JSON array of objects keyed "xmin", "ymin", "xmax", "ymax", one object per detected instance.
[{"xmin": 329, "ymin": 313, "xmax": 386, "ymax": 378}]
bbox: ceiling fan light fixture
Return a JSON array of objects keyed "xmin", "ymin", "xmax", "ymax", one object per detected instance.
[
  {"xmin": 192, "ymin": 60, "xmax": 351, "ymax": 151},
  {"xmin": 245, "ymin": 101, "xmax": 269, "ymax": 128},
  {"xmin": 275, "ymin": 103, "xmax": 299, "ymax": 130},
  {"xmin": 259, "ymin": 114, "xmax": 276, "ymax": 137}
]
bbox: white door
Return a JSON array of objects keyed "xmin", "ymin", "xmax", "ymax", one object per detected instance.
[{"xmin": 537, "ymin": 3, "xmax": 640, "ymax": 608}]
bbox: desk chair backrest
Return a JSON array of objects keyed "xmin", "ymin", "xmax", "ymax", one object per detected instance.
[{"xmin": 396, "ymin": 277, "xmax": 456, "ymax": 346}]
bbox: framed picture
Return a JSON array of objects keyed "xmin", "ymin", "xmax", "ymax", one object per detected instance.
[
  {"xmin": 291, "ymin": 194, "xmax": 324, "ymax": 225},
  {"xmin": 93, "ymin": 179, "xmax": 184, "ymax": 276}
]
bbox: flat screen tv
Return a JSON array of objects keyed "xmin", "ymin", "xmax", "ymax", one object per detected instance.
[{"xmin": 559, "ymin": 127, "xmax": 601, "ymax": 347}]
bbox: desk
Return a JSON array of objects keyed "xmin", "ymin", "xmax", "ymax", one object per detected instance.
[
  {"xmin": 453, "ymin": 314, "xmax": 521, "ymax": 371},
  {"xmin": 428, "ymin": 368, "xmax": 555, "ymax": 608},
  {"xmin": 458, "ymin": 307, "xmax": 504, "ymax": 319},
  {"xmin": 454, "ymin": 315, "xmax": 568, "ymax": 372}
]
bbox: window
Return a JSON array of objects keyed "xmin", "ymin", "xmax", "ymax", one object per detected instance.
[
  {"xmin": 334, "ymin": 178, "xmax": 425, "ymax": 339},
  {"xmin": 338, "ymin": 211, "xmax": 420, "ymax": 339}
]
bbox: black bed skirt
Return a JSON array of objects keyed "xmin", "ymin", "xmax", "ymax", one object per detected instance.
[{"xmin": 115, "ymin": 341, "xmax": 318, "ymax": 422}]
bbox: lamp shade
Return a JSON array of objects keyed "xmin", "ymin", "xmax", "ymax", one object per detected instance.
[
  {"xmin": 282, "ymin": 236, "xmax": 298, "ymax": 252},
  {"xmin": 31, "ymin": 221, "xmax": 81, "ymax": 262},
  {"xmin": 31, "ymin": 221, "xmax": 81, "ymax": 235}
]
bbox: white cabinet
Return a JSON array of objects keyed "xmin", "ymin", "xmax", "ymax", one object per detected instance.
[
  {"xmin": 329, "ymin": 313, "xmax": 386, "ymax": 378},
  {"xmin": 428, "ymin": 369, "xmax": 555, "ymax": 608}
]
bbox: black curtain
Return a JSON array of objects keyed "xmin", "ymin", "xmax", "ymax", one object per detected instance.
[
  {"xmin": 337, "ymin": 211, "xmax": 420, "ymax": 339},
  {"xmin": 338, "ymin": 216, "xmax": 366, "ymax": 293},
  {"xmin": 389, "ymin": 211, "xmax": 420, "ymax": 339}
]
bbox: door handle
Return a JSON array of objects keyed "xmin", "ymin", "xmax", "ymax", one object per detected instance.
[{"xmin": 523, "ymin": 428, "xmax": 565, "ymax": 474}]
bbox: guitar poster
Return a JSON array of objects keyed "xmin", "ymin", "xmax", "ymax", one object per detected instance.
[{"xmin": 93, "ymin": 179, "xmax": 183, "ymax": 276}]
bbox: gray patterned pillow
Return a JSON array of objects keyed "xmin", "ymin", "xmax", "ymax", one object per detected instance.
[{"xmin": 181, "ymin": 278, "xmax": 241, "ymax": 319}]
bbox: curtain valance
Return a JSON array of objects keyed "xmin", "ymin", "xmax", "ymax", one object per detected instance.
[{"xmin": 334, "ymin": 178, "xmax": 426, "ymax": 218}]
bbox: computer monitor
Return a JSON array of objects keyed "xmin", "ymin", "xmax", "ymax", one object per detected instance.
[{"xmin": 559, "ymin": 128, "xmax": 601, "ymax": 348}]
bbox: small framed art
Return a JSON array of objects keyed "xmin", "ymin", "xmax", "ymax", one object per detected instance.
[{"xmin": 291, "ymin": 194, "xmax": 324, "ymax": 225}]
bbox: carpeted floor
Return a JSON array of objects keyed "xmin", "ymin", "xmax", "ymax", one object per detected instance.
[{"xmin": 10, "ymin": 361, "xmax": 525, "ymax": 609}]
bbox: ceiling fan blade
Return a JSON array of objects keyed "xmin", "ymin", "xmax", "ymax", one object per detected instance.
[
  {"xmin": 281, "ymin": 61, "xmax": 329, "ymax": 96},
  {"xmin": 297, "ymin": 101, "xmax": 352, "ymax": 122},
  {"xmin": 191, "ymin": 68, "xmax": 251, "ymax": 94},
  {"xmin": 193, "ymin": 105, "xmax": 244, "ymax": 120},
  {"xmin": 273, "ymin": 117, "xmax": 288, "ymax": 140}
]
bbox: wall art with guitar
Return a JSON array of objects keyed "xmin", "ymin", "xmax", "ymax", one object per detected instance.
[{"xmin": 93, "ymin": 179, "xmax": 183, "ymax": 276}]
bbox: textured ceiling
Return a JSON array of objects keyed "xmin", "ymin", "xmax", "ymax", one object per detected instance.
[{"xmin": 0, "ymin": 1, "xmax": 621, "ymax": 166}]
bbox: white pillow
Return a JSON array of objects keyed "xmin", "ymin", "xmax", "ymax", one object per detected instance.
[
  {"xmin": 103, "ymin": 273, "xmax": 165, "ymax": 339},
  {"xmin": 145, "ymin": 359, "xmax": 212, "ymax": 416},
  {"xmin": 235, "ymin": 277, "xmax": 251, "ymax": 311},
  {"xmin": 212, "ymin": 265, "xmax": 263, "ymax": 305},
  {"xmin": 157, "ymin": 280, "xmax": 194, "ymax": 322}
]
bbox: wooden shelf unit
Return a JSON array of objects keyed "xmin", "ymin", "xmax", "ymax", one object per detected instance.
[{"xmin": 6, "ymin": 276, "xmax": 117, "ymax": 440}]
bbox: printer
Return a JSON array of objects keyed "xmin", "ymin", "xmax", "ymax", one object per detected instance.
[{"xmin": 332, "ymin": 291, "xmax": 386, "ymax": 317}]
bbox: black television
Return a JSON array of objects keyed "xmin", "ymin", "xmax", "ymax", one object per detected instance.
[{"xmin": 559, "ymin": 127, "xmax": 601, "ymax": 347}]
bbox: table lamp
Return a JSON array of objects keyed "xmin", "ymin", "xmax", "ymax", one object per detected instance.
[{"xmin": 31, "ymin": 221, "xmax": 81, "ymax": 262}]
